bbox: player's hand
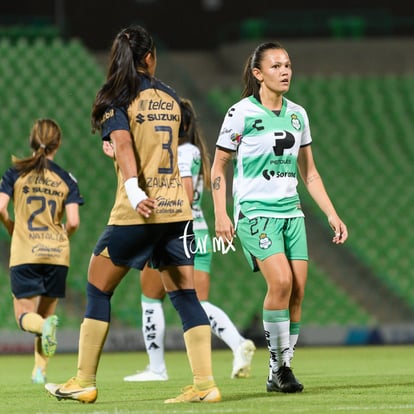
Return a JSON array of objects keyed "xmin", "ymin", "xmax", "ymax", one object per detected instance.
[
  {"xmin": 137, "ymin": 198, "xmax": 157, "ymax": 218},
  {"xmin": 215, "ymin": 214, "xmax": 235, "ymax": 245},
  {"xmin": 102, "ymin": 140, "xmax": 114, "ymax": 158},
  {"xmin": 329, "ymin": 215, "xmax": 348, "ymax": 244}
]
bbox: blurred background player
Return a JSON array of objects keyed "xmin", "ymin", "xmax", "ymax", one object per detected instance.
[
  {"xmin": 0, "ymin": 118, "xmax": 83, "ymax": 384},
  {"xmin": 110, "ymin": 98, "xmax": 256, "ymax": 382}
]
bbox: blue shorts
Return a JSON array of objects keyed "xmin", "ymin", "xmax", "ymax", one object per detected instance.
[
  {"xmin": 10, "ymin": 264, "xmax": 68, "ymax": 299},
  {"xmin": 93, "ymin": 221, "xmax": 195, "ymax": 270},
  {"xmin": 236, "ymin": 216, "xmax": 308, "ymax": 272}
]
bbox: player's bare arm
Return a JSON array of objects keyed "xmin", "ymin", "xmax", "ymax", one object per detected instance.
[{"xmin": 211, "ymin": 147, "xmax": 235, "ymax": 242}]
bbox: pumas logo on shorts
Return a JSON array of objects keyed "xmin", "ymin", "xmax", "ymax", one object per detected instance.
[{"xmin": 259, "ymin": 233, "xmax": 272, "ymax": 249}]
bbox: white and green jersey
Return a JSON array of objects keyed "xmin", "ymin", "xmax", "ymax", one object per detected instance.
[
  {"xmin": 177, "ymin": 142, "xmax": 207, "ymax": 231},
  {"xmin": 216, "ymin": 95, "xmax": 312, "ymax": 227}
]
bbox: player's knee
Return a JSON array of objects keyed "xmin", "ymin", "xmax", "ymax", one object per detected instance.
[{"xmin": 84, "ymin": 282, "xmax": 113, "ymax": 322}]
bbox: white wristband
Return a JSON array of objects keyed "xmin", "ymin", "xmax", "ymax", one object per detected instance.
[{"xmin": 124, "ymin": 177, "xmax": 147, "ymax": 210}]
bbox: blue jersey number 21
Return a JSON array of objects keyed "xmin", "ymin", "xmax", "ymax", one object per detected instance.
[{"xmin": 27, "ymin": 195, "xmax": 56, "ymax": 231}]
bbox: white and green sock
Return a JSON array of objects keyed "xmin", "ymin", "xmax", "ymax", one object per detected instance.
[
  {"xmin": 289, "ymin": 321, "xmax": 301, "ymax": 362},
  {"xmin": 201, "ymin": 300, "xmax": 244, "ymax": 353},
  {"xmin": 263, "ymin": 309, "xmax": 290, "ymax": 377},
  {"xmin": 141, "ymin": 294, "xmax": 166, "ymax": 374}
]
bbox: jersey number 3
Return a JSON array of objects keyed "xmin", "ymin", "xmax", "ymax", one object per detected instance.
[{"xmin": 156, "ymin": 125, "xmax": 173, "ymax": 174}]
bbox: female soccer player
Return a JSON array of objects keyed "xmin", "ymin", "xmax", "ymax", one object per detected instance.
[
  {"xmin": 0, "ymin": 118, "xmax": 83, "ymax": 384},
  {"xmin": 211, "ymin": 41, "xmax": 348, "ymax": 393},
  {"xmin": 44, "ymin": 25, "xmax": 221, "ymax": 404}
]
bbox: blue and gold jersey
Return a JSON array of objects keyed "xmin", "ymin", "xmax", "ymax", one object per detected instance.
[
  {"xmin": 101, "ymin": 76, "xmax": 192, "ymax": 225},
  {"xmin": 0, "ymin": 161, "xmax": 84, "ymax": 267}
]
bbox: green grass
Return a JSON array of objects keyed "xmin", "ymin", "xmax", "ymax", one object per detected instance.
[{"xmin": 1, "ymin": 345, "xmax": 413, "ymax": 413}]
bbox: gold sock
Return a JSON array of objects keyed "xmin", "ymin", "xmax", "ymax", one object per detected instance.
[
  {"xmin": 183, "ymin": 325, "xmax": 215, "ymax": 387},
  {"xmin": 20, "ymin": 312, "xmax": 44, "ymax": 334},
  {"xmin": 32, "ymin": 336, "xmax": 47, "ymax": 376},
  {"xmin": 76, "ymin": 318, "xmax": 109, "ymax": 387}
]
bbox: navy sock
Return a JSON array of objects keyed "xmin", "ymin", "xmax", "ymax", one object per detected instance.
[
  {"xmin": 84, "ymin": 282, "xmax": 113, "ymax": 322},
  {"xmin": 168, "ymin": 289, "xmax": 209, "ymax": 332},
  {"xmin": 18, "ymin": 312, "xmax": 28, "ymax": 331}
]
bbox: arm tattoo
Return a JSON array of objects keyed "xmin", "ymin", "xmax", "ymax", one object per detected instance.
[
  {"xmin": 213, "ymin": 176, "xmax": 221, "ymax": 190},
  {"xmin": 306, "ymin": 174, "xmax": 320, "ymax": 184}
]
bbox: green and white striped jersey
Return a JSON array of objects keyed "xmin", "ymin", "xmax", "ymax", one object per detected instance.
[
  {"xmin": 177, "ymin": 142, "xmax": 207, "ymax": 231},
  {"xmin": 216, "ymin": 95, "xmax": 312, "ymax": 227}
]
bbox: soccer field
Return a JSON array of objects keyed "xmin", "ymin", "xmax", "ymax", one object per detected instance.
[{"xmin": 1, "ymin": 345, "xmax": 413, "ymax": 413}]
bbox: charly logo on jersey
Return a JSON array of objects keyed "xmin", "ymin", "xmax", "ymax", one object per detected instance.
[
  {"xmin": 259, "ymin": 233, "xmax": 272, "ymax": 249},
  {"xmin": 252, "ymin": 119, "xmax": 265, "ymax": 131},
  {"xmin": 291, "ymin": 114, "xmax": 301, "ymax": 130},
  {"xmin": 227, "ymin": 107, "xmax": 236, "ymax": 117}
]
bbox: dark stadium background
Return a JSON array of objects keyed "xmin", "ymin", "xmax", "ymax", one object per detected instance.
[
  {"xmin": 1, "ymin": 0, "xmax": 412, "ymax": 50},
  {"xmin": 1, "ymin": 1, "xmax": 414, "ymax": 352}
]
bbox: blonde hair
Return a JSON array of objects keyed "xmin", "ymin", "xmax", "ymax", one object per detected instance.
[{"xmin": 13, "ymin": 118, "xmax": 62, "ymax": 176}]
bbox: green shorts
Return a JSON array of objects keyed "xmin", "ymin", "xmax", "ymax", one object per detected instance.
[
  {"xmin": 193, "ymin": 228, "xmax": 212, "ymax": 273},
  {"xmin": 236, "ymin": 216, "xmax": 308, "ymax": 272}
]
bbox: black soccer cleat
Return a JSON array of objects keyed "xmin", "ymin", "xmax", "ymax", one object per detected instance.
[{"xmin": 266, "ymin": 365, "xmax": 304, "ymax": 393}]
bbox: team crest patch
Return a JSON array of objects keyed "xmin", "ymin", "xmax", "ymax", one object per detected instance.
[
  {"xmin": 259, "ymin": 233, "xmax": 272, "ymax": 249},
  {"xmin": 291, "ymin": 114, "xmax": 301, "ymax": 130}
]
